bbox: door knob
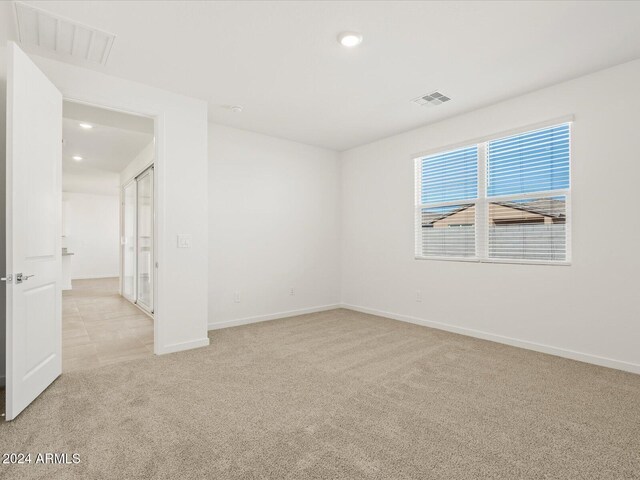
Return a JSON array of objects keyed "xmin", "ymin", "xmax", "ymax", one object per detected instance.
[{"xmin": 16, "ymin": 273, "xmax": 34, "ymax": 284}]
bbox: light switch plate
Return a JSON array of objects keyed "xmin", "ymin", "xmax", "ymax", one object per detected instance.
[{"xmin": 177, "ymin": 234, "xmax": 192, "ymax": 249}]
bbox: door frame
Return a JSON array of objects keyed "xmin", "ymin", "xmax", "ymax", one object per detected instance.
[
  {"xmin": 7, "ymin": 45, "xmax": 212, "ymax": 359},
  {"xmin": 63, "ymin": 96, "xmax": 161, "ymax": 355}
]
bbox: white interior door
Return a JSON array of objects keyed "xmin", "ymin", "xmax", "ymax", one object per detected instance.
[{"xmin": 5, "ymin": 42, "xmax": 62, "ymax": 421}]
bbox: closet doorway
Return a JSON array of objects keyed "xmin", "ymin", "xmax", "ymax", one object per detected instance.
[{"xmin": 122, "ymin": 166, "xmax": 155, "ymax": 314}]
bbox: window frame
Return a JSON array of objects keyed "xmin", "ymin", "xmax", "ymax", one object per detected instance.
[{"xmin": 414, "ymin": 117, "xmax": 572, "ymax": 266}]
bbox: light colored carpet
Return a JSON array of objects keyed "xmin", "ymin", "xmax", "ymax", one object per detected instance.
[{"xmin": 1, "ymin": 308, "xmax": 639, "ymax": 479}]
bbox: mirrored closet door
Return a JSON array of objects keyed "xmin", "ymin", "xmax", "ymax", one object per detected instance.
[
  {"xmin": 136, "ymin": 168, "xmax": 154, "ymax": 313},
  {"xmin": 121, "ymin": 165, "xmax": 154, "ymax": 314},
  {"xmin": 122, "ymin": 181, "xmax": 137, "ymax": 302}
]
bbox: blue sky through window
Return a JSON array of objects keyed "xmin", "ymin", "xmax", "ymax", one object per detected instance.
[
  {"xmin": 420, "ymin": 146, "xmax": 478, "ymax": 204},
  {"xmin": 487, "ymin": 124, "xmax": 570, "ymax": 197}
]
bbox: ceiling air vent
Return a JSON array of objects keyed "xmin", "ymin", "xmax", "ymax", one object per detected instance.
[
  {"xmin": 14, "ymin": 2, "xmax": 116, "ymax": 66},
  {"xmin": 412, "ymin": 91, "xmax": 451, "ymax": 107}
]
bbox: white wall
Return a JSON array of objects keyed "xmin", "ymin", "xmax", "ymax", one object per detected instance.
[
  {"xmin": 63, "ymin": 170, "xmax": 120, "ymax": 196},
  {"xmin": 0, "ymin": 45, "xmax": 210, "ymax": 355},
  {"xmin": 63, "ymin": 192, "xmax": 119, "ymax": 280},
  {"xmin": 121, "ymin": 140, "xmax": 154, "ymax": 185},
  {"xmin": 340, "ymin": 59, "xmax": 640, "ymax": 374},
  {"xmin": 208, "ymin": 124, "xmax": 340, "ymax": 328}
]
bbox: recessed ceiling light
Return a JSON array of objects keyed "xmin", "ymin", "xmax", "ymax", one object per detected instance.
[
  {"xmin": 337, "ymin": 31, "xmax": 363, "ymax": 48},
  {"xmin": 72, "ymin": 155, "xmax": 83, "ymax": 161},
  {"xmin": 230, "ymin": 105, "xmax": 243, "ymax": 113},
  {"xmin": 79, "ymin": 123, "xmax": 93, "ymax": 129}
]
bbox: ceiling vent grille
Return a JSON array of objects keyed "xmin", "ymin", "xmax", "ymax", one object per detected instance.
[
  {"xmin": 14, "ymin": 2, "xmax": 116, "ymax": 66},
  {"xmin": 412, "ymin": 91, "xmax": 451, "ymax": 107}
]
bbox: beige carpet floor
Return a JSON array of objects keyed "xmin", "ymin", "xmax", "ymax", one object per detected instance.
[{"xmin": 1, "ymin": 309, "xmax": 639, "ymax": 479}]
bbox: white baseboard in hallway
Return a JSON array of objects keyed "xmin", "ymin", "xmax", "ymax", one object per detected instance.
[
  {"xmin": 340, "ymin": 304, "xmax": 640, "ymax": 375},
  {"xmin": 158, "ymin": 337, "xmax": 210, "ymax": 355},
  {"xmin": 208, "ymin": 304, "xmax": 341, "ymax": 331},
  {"xmin": 71, "ymin": 274, "xmax": 120, "ymax": 280}
]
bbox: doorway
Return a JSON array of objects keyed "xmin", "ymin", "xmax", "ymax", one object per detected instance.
[
  {"xmin": 60, "ymin": 100, "xmax": 156, "ymax": 372},
  {"xmin": 4, "ymin": 42, "xmax": 204, "ymax": 422}
]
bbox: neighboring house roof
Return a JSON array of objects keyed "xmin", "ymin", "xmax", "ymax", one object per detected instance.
[
  {"xmin": 422, "ymin": 205, "xmax": 471, "ymax": 226},
  {"xmin": 422, "ymin": 198, "xmax": 565, "ymax": 227},
  {"xmin": 494, "ymin": 198, "xmax": 566, "ymax": 220}
]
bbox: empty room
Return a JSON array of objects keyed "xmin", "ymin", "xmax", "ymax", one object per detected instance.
[{"xmin": 1, "ymin": 1, "xmax": 639, "ymax": 479}]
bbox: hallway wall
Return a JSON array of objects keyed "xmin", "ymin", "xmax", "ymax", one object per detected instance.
[{"xmin": 63, "ymin": 192, "xmax": 120, "ymax": 280}]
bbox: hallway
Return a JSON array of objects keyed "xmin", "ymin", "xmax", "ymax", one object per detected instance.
[{"xmin": 62, "ymin": 278, "xmax": 154, "ymax": 372}]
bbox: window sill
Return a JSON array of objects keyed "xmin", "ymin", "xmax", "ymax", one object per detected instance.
[{"xmin": 414, "ymin": 256, "xmax": 571, "ymax": 266}]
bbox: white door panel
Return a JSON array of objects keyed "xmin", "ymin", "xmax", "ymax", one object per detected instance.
[{"xmin": 6, "ymin": 42, "xmax": 62, "ymax": 421}]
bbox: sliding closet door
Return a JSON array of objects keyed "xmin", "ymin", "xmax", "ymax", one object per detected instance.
[
  {"xmin": 122, "ymin": 181, "xmax": 136, "ymax": 302},
  {"xmin": 136, "ymin": 168, "xmax": 154, "ymax": 313}
]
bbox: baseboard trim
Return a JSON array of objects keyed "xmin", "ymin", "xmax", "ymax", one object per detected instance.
[
  {"xmin": 0, "ymin": 375, "xmax": 5, "ymax": 387},
  {"xmin": 157, "ymin": 337, "xmax": 210, "ymax": 355},
  {"xmin": 341, "ymin": 304, "xmax": 640, "ymax": 375},
  {"xmin": 71, "ymin": 274, "xmax": 119, "ymax": 280},
  {"xmin": 208, "ymin": 304, "xmax": 341, "ymax": 331}
]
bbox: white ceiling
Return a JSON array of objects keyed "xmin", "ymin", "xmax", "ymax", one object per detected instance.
[
  {"xmin": 64, "ymin": 101, "xmax": 154, "ymax": 134},
  {"xmin": 62, "ymin": 101, "xmax": 153, "ymax": 175},
  {"xmin": 3, "ymin": 1, "xmax": 640, "ymax": 151}
]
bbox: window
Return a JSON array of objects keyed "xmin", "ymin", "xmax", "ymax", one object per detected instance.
[
  {"xmin": 415, "ymin": 122, "xmax": 571, "ymax": 264},
  {"xmin": 417, "ymin": 146, "xmax": 478, "ymax": 258}
]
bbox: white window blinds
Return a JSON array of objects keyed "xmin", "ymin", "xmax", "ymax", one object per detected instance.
[
  {"xmin": 415, "ymin": 122, "xmax": 571, "ymax": 264},
  {"xmin": 420, "ymin": 146, "xmax": 478, "ymax": 204},
  {"xmin": 417, "ymin": 146, "xmax": 478, "ymax": 259},
  {"xmin": 487, "ymin": 124, "xmax": 569, "ymax": 261}
]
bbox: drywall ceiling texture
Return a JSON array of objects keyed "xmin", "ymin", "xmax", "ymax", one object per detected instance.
[
  {"xmin": 208, "ymin": 124, "xmax": 341, "ymax": 329},
  {"xmin": 62, "ymin": 117, "xmax": 152, "ymax": 174},
  {"xmin": 1, "ymin": 1, "xmax": 640, "ymax": 150},
  {"xmin": 0, "ymin": 45, "xmax": 210, "ymax": 355},
  {"xmin": 340, "ymin": 59, "xmax": 640, "ymax": 374},
  {"xmin": 63, "ymin": 100, "xmax": 154, "ymax": 135},
  {"xmin": 62, "ymin": 101, "xmax": 154, "ymax": 195}
]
